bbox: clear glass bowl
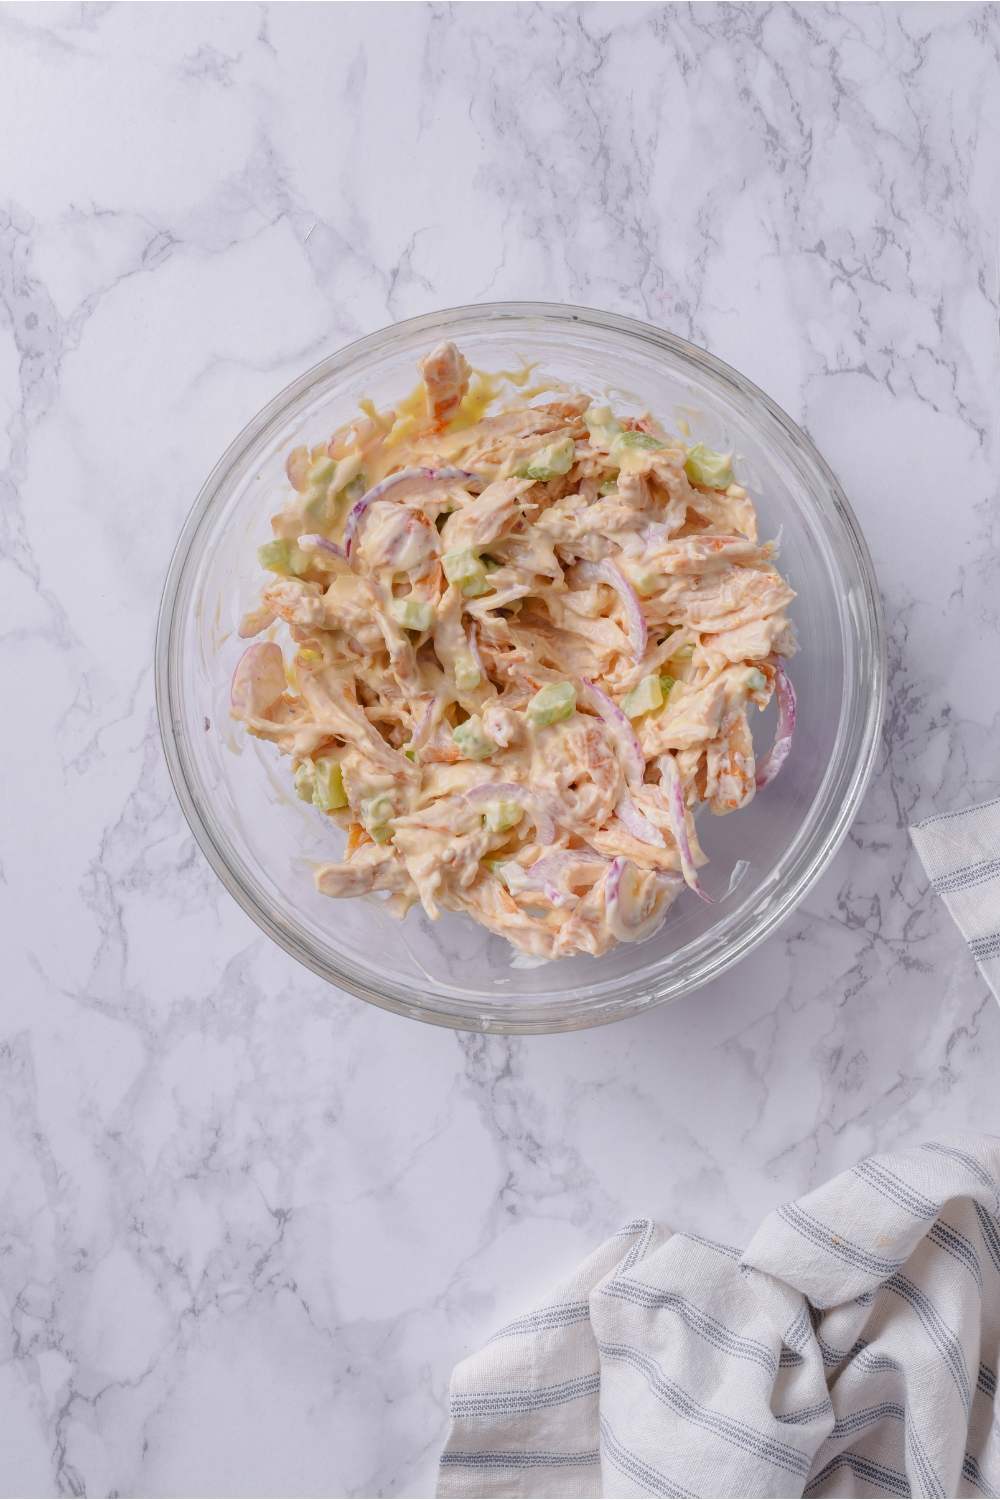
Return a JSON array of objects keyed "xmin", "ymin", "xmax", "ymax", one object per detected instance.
[{"xmin": 156, "ymin": 303, "xmax": 885, "ymax": 1034}]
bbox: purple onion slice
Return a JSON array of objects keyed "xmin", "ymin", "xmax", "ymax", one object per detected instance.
[
  {"xmin": 408, "ymin": 693, "xmax": 442, "ymax": 752},
  {"xmin": 580, "ymin": 679, "xmax": 644, "ymax": 789},
  {"xmin": 343, "ymin": 467, "xmax": 479, "ymax": 558},
  {"xmin": 231, "ymin": 642, "xmax": 286, "ymax": 717},
  {"xmin": 604, "ymin": 857, "xmax": 679, "ymax": 942},
  {"xmin": 657, "ymin": 754, "xmax": 714, "ymax": 903},
  {"xmin": 298, "ymin": 533, "xmax": 347, "ymax": 562},
  {"xmin": 755, "ymin": 660, "xmax": 796, "ymax": 790},
  {"xmin": 595, "ymin": 559, "xmax": 648, "ymax": 658},
  {"xmin": 615, "ymin": 792, "xmax": 666, "ymax": 848}
]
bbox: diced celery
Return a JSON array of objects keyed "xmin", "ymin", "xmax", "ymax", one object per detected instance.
[
  {"xmin": 258, "ymin": 538, "xmax": 291, "ymax": 573},
  {"xmin": 484, "ymin": 799, "xmax": 523, "ymax": 834},
  {"xmin": 524, "ymin": 437, "xmax": 576, "ymax": 481},
  {"xmin": 620, "ymin": 675, "xmax": 663, "ymax": 719},
  {"xmin": 585, "ymin": 405, "xmax": 623, "ymax": 447},
  {"xmin": 301, "ymin": 457, "xmax": 340, "ymax": 524},
  {"xmin": 314, "ymin": 758, "xmax": 348, "ymax": 811},
  {"xmin": 659, "ymin": 674, "xmax": 676, "ymax": 698},
  {"xmin": 451, "ymin": 716, "xmax": 498, "ymax": 761},
  {"xmin": 389, "ymin": 597, "xmax": 435, "ymax": 632},
  {"xmin": 684, "ymin": 443, "xmax": 733, "ymax": 490},
  {"xmin": 453, "ymin": 656, "xmax": 481, "ymax": 691},
  {"xmin": 526, "ymin": 681, "xmax": 576, "ymax": 726},
  {"xmin": 625, "ymin": 564, "xmax": 659, "ymax": 596},
  {"xmin": 609, "ymin": 430, "xmax": 665, "ymax": 466},
  {"xmin": 598, "ymin": 479, "xmax": 619, "ymax": 497},
  {"xmin": 360, "ymin": 792, "xmax": 393, "ymax": 839},
  {"xmin": 442, "ymin": 548, "xmax": 491, "ymax": 597},
  {"xmin": 307, "ymin": 456, "xmax": 337, "ymax": 488},
  {"xmin": 745, "ymin": 667, "xmax": 768, "ymax": 692},
  {"xmin": 293, "ymin": 763, "xmax": 316, "ymax": 802},
  {"xmin": 671, "ymin": 643, "xmax": 695, "ymax": 662},
  {"xmin": 343, "ymin": 472, "xmax": 367, "ymax": 504}
]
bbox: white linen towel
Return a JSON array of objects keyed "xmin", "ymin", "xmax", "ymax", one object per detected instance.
[
  {"xmin": 437, "ymin": 1133, "xmax": 1000, "ymax": 1498},
  {"xmin": 911, "ymin": 798, "xmax": 1000, "ymax": 1003}
]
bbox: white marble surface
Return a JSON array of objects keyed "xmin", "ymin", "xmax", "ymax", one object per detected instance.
[{"xmin": 2, "ymin": 2, "xmax": 1000, "ymax": 1494}]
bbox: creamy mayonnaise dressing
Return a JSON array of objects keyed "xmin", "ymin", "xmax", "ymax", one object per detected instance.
[{"xmin": 231, "ymin": 342, "xmax": 796, "ymax": 960}]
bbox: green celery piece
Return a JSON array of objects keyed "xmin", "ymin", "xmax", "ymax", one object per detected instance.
[
  {"xmin": 451, "ymin": 716, "xmax": 498, "ymax": 761},
  {"xmin": 313, "ymin": 759, "xmax": 348, "ymax": 811},
  {"xmin": 659, "ymin": 674, "xmax": 676, "ymax": 698},
  {"xmin": 258, "ymin": 538, "xmax": 291, "ymax": 573},
  {"xmin": 293, "ymin": 764, "xmax": 316, "ymax": 802},
  {"xmin": 442, "ymin": 547, "xmax": 491, "ymax": 597},
  {"xmin": 526, "ymin": 682, "xmax": 576, "ymax": 726},
  {"xmin": 453, "ymin": 656, "xmax": 481, "ymax": 691},
  {"xmin": 745, "ymin": 667, "xmax": 768, "ymax": 692},
  {"xmin": 620, "ymin": 675, "xmax": 663, "ymax": 719},
  {"xmin": 484, "ymin": 799, "xmax": 523, "ymax": 834},
  {"xmin": 525, "ymin": 437, "xmax": 575, "ymax": 481},
  {"xmin": 609, "ymin": 430, "xmax": 665, "ymax": 464},
  {"xmin": 585, "ymin": 405, "xmax": 623, "ymax": 447},
  {"xmin": 389, "ymin": 597, "xmax": 435, "ymax": 632},
  {"xmin": 360, "ymin": 793, "xmax": 393, "ymax": 839},
  {"xmin": 684, "ymin": 443, "xmax": 733, "ymax": 490}
]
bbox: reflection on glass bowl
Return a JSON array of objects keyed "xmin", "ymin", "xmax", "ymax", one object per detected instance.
[{"xmin": 156, "ymin": 303, "xmax": 885, "ymax": 1034}]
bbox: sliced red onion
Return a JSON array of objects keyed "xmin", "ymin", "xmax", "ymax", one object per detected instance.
[
  {"xmin": 298, "ymin": 533, "xmax": 347, "ymax": 563},
  {"xmin": 528, "ymin": 849, "xmax": 607, "ymax": 881},
  {"xmin": 615, "ymin": 792, "xmax": 666, "ymax": 848},
  {"xmin": 343, "ymin": 467, "xmax": 479, "ymax": 557},
  {"xmin": 595, "ymin": 559, "xmax": 647, "ymax": 658},
  {"xmin": 238, "ymin": 604, "xmax": 275, "ymax": 639},
  {"xmin": 604, "ymin": 857, "xmax": 677, "ymax": 943},
  {"xmin": 464, "ymin": 783, "xmax": 556, "ymax": 845},
  {"xmin": 543, "ymin": 881, "xmax": 578, "ymax": 910},
  {"xmin": 581, "ymin": 679, "xmax": 644, "ymax": 789},
  {"xmin": 231, "ymin": 642, "xmax": 286, "ymax": 716},
  {"xmin": 409, "ymin": 693, "xmax": 442, "ymax": 752},
  {"xmin": 755, "ymin": 661, "xmax": 796, "ymax": 790},
  {"xmin": 657, "ymin": 753, "xmax": 713, "ymax": 903}
]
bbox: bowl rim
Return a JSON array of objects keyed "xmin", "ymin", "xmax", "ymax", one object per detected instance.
[{"xmin": 155, "ymin": 300, "xmax": 886, "ymax": 1033}]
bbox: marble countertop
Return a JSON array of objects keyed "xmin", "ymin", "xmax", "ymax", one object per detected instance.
[{"xmin": 3, "ymin": 3, "xmax": 1000, "ymax": 1495}]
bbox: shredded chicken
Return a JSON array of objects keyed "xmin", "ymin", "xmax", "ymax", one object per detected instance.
[{"xmin": 230, "ymin": 343, "xmax": 797, "ymax": 960}]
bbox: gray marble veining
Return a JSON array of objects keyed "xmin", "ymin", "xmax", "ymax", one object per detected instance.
[{"xmin": 2, "ymin": 3, "xmax": 999, "ymax": 1495}]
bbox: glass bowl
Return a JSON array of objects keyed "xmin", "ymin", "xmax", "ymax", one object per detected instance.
[{"xmin": 156, "ymin": 303, "xmax": 885, "ymax": 1034}]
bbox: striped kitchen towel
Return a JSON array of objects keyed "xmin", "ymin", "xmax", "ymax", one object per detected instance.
[
  {"xmin": 911, "ymin": 797, "xmax": 1000, "ymax": 1002},
  {"xmin": 437, "ymin": 1133, "xmax": 1000, "ymax": 1498}
]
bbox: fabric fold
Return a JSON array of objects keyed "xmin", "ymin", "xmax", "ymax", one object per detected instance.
[
  {"xmin": 437, "ymin": 1133, "xmax": 1000, "ymax": 1498},
  {"xmin": 911, "ymin": 797, "xmax": 1000, "ymax": 1003}
]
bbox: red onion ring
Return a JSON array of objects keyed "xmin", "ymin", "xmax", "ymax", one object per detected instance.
[
  {"xmin": 594, "ymin": 559, "xmax": 648, "ymax": 658},
  {"xmin": 343, "ymin": 467, "xmax": 479, "ymax": 558},
  {"xmin": 657, "ymin": 754, "xmax": 713, "ymax": 903},
  {"xmin": 298, "ymin": 533, "xmax": 347, "ymax": 562},
  {"xmin": 409, "ymin": 693, "xmax": 442, "ymax": 752},
  {"xmin": 528, "ymin": 850, "xmax": 607, "ymax": 881},
  {"xmin": 755, "ymin": 660, "xmax": 796, "ymax": 790},
  {"xmin": 580, "ymin": 679, "xmax": 645, "ymax": 789},
  {"xmin": 543, "ymin": 882, "xmax": 578, "ymax": 910},
  {"xmin": 615, "ymin": 792, "xmax": 666, "ymax": 848},
  {"xmin": 604, "ymin": 857, "xmax": 679, "ymax": 942},
  {"xmin": 231, "ymin": 642, "xmax": 286, "ymax": 716}
]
